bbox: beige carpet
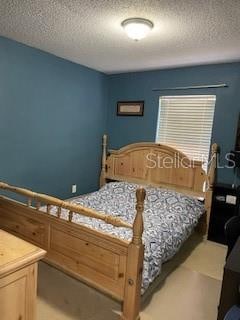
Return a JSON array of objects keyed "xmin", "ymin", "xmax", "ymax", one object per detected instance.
[{"xmin": 37, "ymin": 234, "xmax": 227, "ymax": 320}]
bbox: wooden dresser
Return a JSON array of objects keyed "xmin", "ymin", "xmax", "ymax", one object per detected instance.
[{"xmin": 0, "ymin": 229, "xmax": 46, "ymax": 320}]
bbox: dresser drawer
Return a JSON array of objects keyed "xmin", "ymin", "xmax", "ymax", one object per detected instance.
[{"xmin": 0, "ymin": 210, "xmax": 47, "ymax": 247}]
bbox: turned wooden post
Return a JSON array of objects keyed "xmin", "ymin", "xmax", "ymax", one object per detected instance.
[
  {"xmin": 57, "ymin": 207, "xmax": 61, "ymax": 218},
  {"xmin": 121, "ymin": 188, "xmax": 146, "ymax": 320},
  {"xmin": 36, "ymin": 201, "xmax": 41, "ymax": 210},
  {"xmin": 68, "ymin": 211, "xmax": 73, "ymax": 222},
  {"xmin": 204, "ymin": 143, "xmax": 219, "ymax": 235},
  {"xmin": 46, "ymin": 204, "xmax": 51, "ymax": 214},
  {"xmin": 99, "ymin": 134, "xmax": 107, "ymax": 187},
  {"xmin": 27, "ymin": 198, "xmax": 32, "ymax": 207}
]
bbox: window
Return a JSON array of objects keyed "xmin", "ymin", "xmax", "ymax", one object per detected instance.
[{"xmin": 156, "ymin": 95, "xmax": 216, "ymax": 171}]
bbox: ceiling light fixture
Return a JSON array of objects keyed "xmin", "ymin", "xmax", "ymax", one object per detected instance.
[{"xmin": 121, "ymin": 18, "xmax": 154, "ymax": 41}]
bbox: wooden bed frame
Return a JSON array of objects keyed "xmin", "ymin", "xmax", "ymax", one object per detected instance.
[{"xmin": 0, "ymin": 135, "xmax": 218, "ymax": 320}]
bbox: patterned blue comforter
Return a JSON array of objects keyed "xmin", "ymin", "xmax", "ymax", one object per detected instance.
[{"xmin": 45, "ymin": 182, "xmax": 204, "ymax": 292}]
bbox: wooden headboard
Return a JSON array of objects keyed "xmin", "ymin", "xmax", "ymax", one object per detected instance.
[
  {"xmin": 100, "ymin": 135, "xmax": 218, "ymax": 234},
  {"xmin": 100, "ymin": 135, "xmax": 218, "ymax": 197}
]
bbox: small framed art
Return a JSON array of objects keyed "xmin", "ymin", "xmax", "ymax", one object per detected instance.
[{"xmin": 117, "ymin": 101, "xmax": 144, "ymax": 116}]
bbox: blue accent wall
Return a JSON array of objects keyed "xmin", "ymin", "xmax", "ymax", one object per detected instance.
[
  {"xmin": 0, "ymin": 36, "xmax": 107, "ymax": 198},
  {"xmin": 1, "ymin": 35, "xmax": 240, "ymax": 194},
  {"xmin": 107, "ymin": 63, "xmax": 240, "ymax": 184}
]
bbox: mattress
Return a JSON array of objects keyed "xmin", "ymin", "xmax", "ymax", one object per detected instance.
[{"xmin": 42, "ymin": 181, "xmax": 204, "ymax": 292}]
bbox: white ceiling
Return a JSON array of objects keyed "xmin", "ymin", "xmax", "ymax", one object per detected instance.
[{"xmin": 0, "ymin": 0, "xmax": 240, "ymax": 74}]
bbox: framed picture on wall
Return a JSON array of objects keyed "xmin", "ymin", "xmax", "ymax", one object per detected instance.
[{"xmin": 117, "ymin": 101, "xmax": 144, "ymax": 116}]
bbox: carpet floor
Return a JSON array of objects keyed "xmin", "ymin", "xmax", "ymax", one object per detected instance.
[{"xmin": 37, "ymin": 234, "xmax": 227, "ymax": 320}]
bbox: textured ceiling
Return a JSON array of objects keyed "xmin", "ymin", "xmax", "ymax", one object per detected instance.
[{"xmin": 0, "ymin": 0, "xmax": 240, "ymax": 74}]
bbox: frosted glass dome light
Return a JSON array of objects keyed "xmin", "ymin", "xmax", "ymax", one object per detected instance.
[{"xmin": 121, "ymin": 18, "xmax": 154, "ymax": 41}]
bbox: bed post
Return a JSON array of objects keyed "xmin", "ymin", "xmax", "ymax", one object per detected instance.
[
  {"xmin": 100, "ymin": 134, "xmax": 107, "ymax": 187},
  {"xmin": 121, "ymin": 188, "xmax": 146, "ymax": 320},
  {"xmin": 204, "ymin": 143, "xmax": 219, "ymax": 236}
]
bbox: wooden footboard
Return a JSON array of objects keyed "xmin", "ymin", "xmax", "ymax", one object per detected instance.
[{"xmin": 0, "ymin": 183, "xmax": 146, "ymax": 320}]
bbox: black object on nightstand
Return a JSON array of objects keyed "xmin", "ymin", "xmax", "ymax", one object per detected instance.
[{"xmin": 208, "ymin": 183, "xmax": 239, "ymax": 245}]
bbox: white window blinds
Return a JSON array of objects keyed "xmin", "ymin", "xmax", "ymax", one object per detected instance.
[{"xmin": 156, "ymin": 95, "xmax": 216, "ymax": 171}]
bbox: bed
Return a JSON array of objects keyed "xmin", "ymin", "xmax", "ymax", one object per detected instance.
[{"xmin": 0, "ymin": 135, "xmax": 218, "ymax": 320}]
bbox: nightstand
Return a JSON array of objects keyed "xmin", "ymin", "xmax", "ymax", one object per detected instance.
[{"xmin": 208, "ymin": 183, "xmax": 239, "ymax": 245}]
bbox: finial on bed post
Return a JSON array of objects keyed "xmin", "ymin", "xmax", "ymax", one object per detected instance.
[
  {"xmin": 100, "ymin": 134, "xmax": 107, "ymax": 187},
  {"xmin": 207, "ymin": 143, "xmax": 218, "ymax": 191},
  {"xmin": 132, "ymin": 188, "xmax": 146, "ymax": 245},
  {"xmin": 203, "ymin": 143, "xmax": 219, "ymax": 236}
]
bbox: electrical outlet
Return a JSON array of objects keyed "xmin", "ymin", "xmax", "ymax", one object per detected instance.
[
  {"xmin": 72, "ymin": 184, "xmax": 77, "ymax": 193},
  {"xmin": 226, "ymin": 195, "xmax": 237, "ymax": 205}
]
